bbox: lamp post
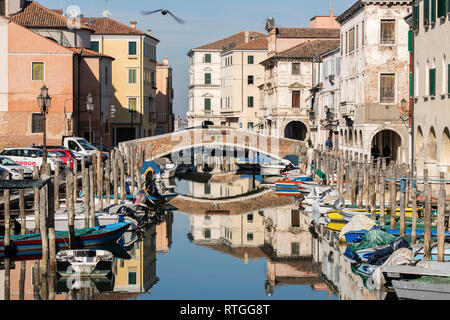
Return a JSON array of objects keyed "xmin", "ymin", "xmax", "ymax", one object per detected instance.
[
  {"xmin": 86, "ymin": 93, "xmax": 95, "ymax": 143},
  {"xmin": 36, "ymin": 85, "xmax": 51, "ymax": 170}
]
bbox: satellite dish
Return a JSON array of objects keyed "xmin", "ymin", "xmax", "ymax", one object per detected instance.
[{"xmin": 102, "ymin": 9, "xmax": 111, "ymax": 18}]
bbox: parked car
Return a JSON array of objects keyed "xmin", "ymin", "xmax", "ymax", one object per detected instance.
[
  {"xmin": 92, "ymin": 143, "xmax": 111, "ymax": 153},
  {"xmin": 0, "ymin": 148, "xmax": 66, "ymax": 172},
  {"xmin": 48, "ymin": 148, "xmax": 76, "ymax": 170},
  {"xmin": 62, "ymin": 137, "xmax": 99, "ymax": 165},
  {"xmin": 0, "ymin": 156, "xmax": 33, "ymax": 179}
]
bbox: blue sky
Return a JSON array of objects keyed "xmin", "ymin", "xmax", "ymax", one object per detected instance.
[{"xmin": 39, "ymin": 0, "xmax": 354, "ymax": 118}]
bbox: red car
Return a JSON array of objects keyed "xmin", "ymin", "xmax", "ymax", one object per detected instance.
[{"xmin": 48, "ymin": 148, "xmax": 76, "ymax": 169}]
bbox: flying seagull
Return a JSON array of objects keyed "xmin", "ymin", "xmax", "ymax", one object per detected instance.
[{"xmin": 141, "ymin": 9, "xmax": 186, "ymax": 24}]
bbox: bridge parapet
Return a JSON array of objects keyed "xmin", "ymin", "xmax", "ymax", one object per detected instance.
[{"xmin": 119, "ymin": 127, "xmax": 307, "ymax": 162}]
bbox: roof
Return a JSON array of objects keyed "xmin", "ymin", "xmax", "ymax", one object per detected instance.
[
  {"xmin": 80, "ymin": 17, "xmax": 159, "ymax": 42},
  {"xmin": 261, "ymin": 39, "xmax": 340, "ymax": 63},
  {"xmin": 336, "ymin": 0, "xmax": 412, "ymax": 23},
  {"xmin": 233, "ymin": 37, "xmax": 268, "ymax": 51},
  {"xmin": 192, "ymin": 30, "xmax": 266, "ymax": 52},
  {"xmin": 9, "ymin": 1, "xmax": 93, "ymax": 31},
  {"xmin": 274, "ymin": 27, "xmax": 340, "ymax": 39},
  {"xmin": 68, "ymin": 47, "xmax": 115, "ymax": 60}
]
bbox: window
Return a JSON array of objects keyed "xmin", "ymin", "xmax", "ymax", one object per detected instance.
[
  {"xmin": 204, "ymin": 53, "xmax": 211, "ymax": 63},
  {"xmin": 424, "ymin": 0, "xmax": 430, "ymax": 26},
  {"xmin": 247, "ymin": 214, "xmax": 253, "ymax": 222},
  {"xmin": 413, "ymin": 5, "xmax": 420, "ymax": 30},
  {"xmin": 292, "ymin": 63, "xmax": 301, "ymax": 75},
  {"xmin": 292, "ymin": 91, "xmax": 301, "ymax": 108},
  {"xmin": 128, "ymin": 42, "xmax": 137, "ymax": 56},
  {"xmin": 340, "ymin": 34, "xmax": 343, "ymax": 55},
  {"xmin": 438, "ymin": 0, "xmax": 446, "ymax": 18},
  {"xmin": 31, "ymin": 113, "xmax": 44, "ymax": 133},
  {"xmin": 291, "ymin": 242, "xmax": 300, "ymax": 255},
  {"xmin": 205, "ymin": 73, "xmax": 211, "ymax": 84},
  {"xmin": 362, "ymin": 21, "xmax": 365, "ymax": 46},
  {"xmin": 380, "ymin": 74, "xmax": 395, "ymax": 103},
  {"xmin": 381, "ymin": 20, "xmax": 395, "ymax": 45},
  {"xmin": 247, "ymin": 233, "xmax": 253, "ymax": 241},
  {"xmin": 247, "ymin": 96, "xmax": 254, "ymax": 107},
  {"xmin": 248, "ymin": 55, "xmax": 254, "ymax": 64},
  {"xmin": 128, "ymin": 69, "xmax": 137, "ymax": 84},
  {"xmin": 349, "ymin": 27, "xmax": 355, "ymax": 53},
  {"xmin": 204, "ymin": 228, "xmax": 211, "ymax": 239},
  {"xmin": 90, "ymin": 41, "xmax": 99, "ymax": 52},
  {"xmin": 128, "ymin": 97, "xmax": 137, "ymax": 113},
  {"xmin": 204, "ymin": 98, "xmax": 211, "ymax": 111},
  {"xmin": 291, "ymin": 210, "xmax": 300, "ymax": 227},
  {"xmin": 431, "ymin": 0, "xmax": 437, "ymax": 24},
  {"xmin": 356, "ymin": 25, "xmax": 359, "ymax": 50},
  {"xmin": 429, "ymin": 68, "xmax": 436, "ymax": 96},
  {"xmin": 247, "ymin": 122, "xmax": 254, "ymax": 130},
  {"xmin": 204, "ymin": 183, "xmax": 211, "ymax": 194},
  {"xmin": 128, "ymin": 271, "xmax": 137, "ymax": 285},
  {"xmin": 32, "ymin": 62, "xmax": 44, "ymax": 81},
  {"xmin": 248, "ymin": 75, "xmax": 254, "ymax": 85}
]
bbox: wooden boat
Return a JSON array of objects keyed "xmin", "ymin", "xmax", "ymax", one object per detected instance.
[
  {"xmin": 392, "ymin": 277, "xmax": 450, "ymax": 300},
  {"xmin": 382, "ymin": 260, "xmax": 450, "ymax": 289},
  {"xmin": 56, "ymin": 249, "xmax": 115, "ymax": 277},
  {"xmin": 0, "ymin": 222, "xmax": 131, "ymax": 259},
  {"xmin": 355, "ymin": 263, "xmax": 378, "ymax": 276},
  {"xmin": 326, "ymin": 221, "xmax": 347, "ymax": 233}
]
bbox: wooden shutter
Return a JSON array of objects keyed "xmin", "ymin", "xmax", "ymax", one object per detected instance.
[
  {"xmin": 430, "ymin": 68, "xmax": 436, "ymax": 96},
  {"xmin": 248, "ymin": 96, "xmax": 254, "ymax": 107},
  {"xmin": 205, "ymin": 73, "xmax": 211, "ymax": 84},
  {"xmin": 128, "ymin": 42, "xmax": 137, "ymax": 55},
  {"xmin": 32, "ymin": 62, "xmax": 44, "ymax": 81},
  {"xmin": 424, "ymin": 0, "xmax": 430, "ymax": 25},
  {"xmin": 204, "ymin": 98, "xmax": 211, "ymax": 110},
  {"xmin": 291, "ymin": 210, "xmax": 300, "ymax": 227},
  {"xmin": 381, "ymin": 20, "xmax": 395, "ymax": 44},
  {"xmin": 438, "ymin": 0, "xmax": 446, "ymax": 17},
  {"xmin": 414, "ymin": 5, "xmax": 420, "ymax": 30},
  {"xmin": 432, "ymin": 0, "xmax": 437, "ymax": 23},
  {"xmin": 90, "ymin": 41, "xmax": 99, "ymax": 52},
  {"xmin": 292, "ymin": 91, "xmax": 301, "ymax": 108},
  {"xmin": 380, "ymin": 74, "xmax": 395, "ymax": 103}
]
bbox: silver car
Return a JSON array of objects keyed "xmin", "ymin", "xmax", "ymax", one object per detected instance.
[{"xmin": 0, "ymin": 156, "xmax": 33, "ymax": 179}]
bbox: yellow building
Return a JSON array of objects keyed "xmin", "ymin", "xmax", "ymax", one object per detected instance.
[
  {"xmin": 81, "ymin": 18, "xmax": 159, "ymax": 144},
  {"xmin": 113, "ymin": 226, "xmax": 158, "ymax": 293}
]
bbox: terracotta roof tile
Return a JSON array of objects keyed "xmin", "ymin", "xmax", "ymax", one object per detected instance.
[
  {"xmin": 193, "ymin": 31, "xmax": 266, "ymax": 52},
  {"xmin": 68, "ymin": 47, "xmax": 115, "ymax": 60},
  {"xmin": 9, "ymin": 1, "xmax": 93, "ymax": 31},
  {"xmin": 233, "ymin": 37, "xmax": 268, "ymax": 50},
  {"xmin": 262, "ymin": 39, "xmax": 340, "ymax": 62},
  {"xmin": 80, "ymin": 17, "xmax": 159, "ymax": 42},
  {"xmin": 275, "ymin": 27, "xmax": 339, "ymax": 39}
]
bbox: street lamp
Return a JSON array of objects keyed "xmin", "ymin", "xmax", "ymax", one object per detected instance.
[
  {"xmin": 36, "ymin": 85, "xmax": 51, "ymax": 170},
  {"xmin": 86, "ymin": 93, "xmax": 95, "ymax": 143}
]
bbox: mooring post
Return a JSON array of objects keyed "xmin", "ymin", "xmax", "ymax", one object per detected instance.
[
  {"xmin": 389, "ymin": 162, "xmax": 397, "ymax": 229},
  {"xmin": 437, "ymin": 172, "xmax": 446, "ymax": 262},
  {"xmin": 120, "ymin": 153, "xmax": 126, "ymax": 201},
  {"xmin": 39, "ymin": 179, "xmax": 49, "ymax": 280},
  {"xmin": 364, "ymin": 156, "xmax": 369, "ymax": 209},
  {"xmin": 113, "ymin": 150, "xmax": 119, "ymax": 204},
  {"xmin": 98, "ymin": 157, "xmax": 103, "ymax": 212},
  {"xmin": 399, "ymin": 176, "xmax": 406, "ymax": 236},
  {"xmin": 73, "ymin": 158, "xmax": 78, "ymax": 202},
  {"xmin": 3, "ymin": 171, "xmax": 10, "ymax": 300},
  {"xmin": 46, "ymin": 172, "xmax": 56, "ymax": 271},
  {"xmin": 130, "ymin": 145, "xmax": 135, "ymax": 195},
  {"xmin": 411, "ymin": 178, "xmax": 418, "ymax": 244},
  {"xmin": 54, "ymin": 161, "xmax": 60, "ymax": 209},
  {"xmin": 380, "ymin": 158, "xmax": 386, "ymax": 227},
  {"xmin": 84, "ymin": 166, "xmax": 90, "ymax": 228},
  {"xmin": 105, "ymin": 157, "xmax": 111, "ymax": 205},
  {"xmin": 89, "ymin": 167, "xmax": 95, "ymax": 227},
  {"xmin": 424, "ymin": 168, "xmax": 432, "ymax": 260},
  {"xmin": 66, "ymin": 169, "xmax": 75, "ymax": 249},
  {"xmin": 358, "ymin": 157, "xmax": 364, "ymax": 209},
  {"xmin": 351, "ymin": 155, "xmax": 357, "ymax": 206}
]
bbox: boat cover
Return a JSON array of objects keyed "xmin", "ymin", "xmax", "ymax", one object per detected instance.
[
  {"xmin": 351, "ymin": 228, "xmax": 396, "ymax": 254},
  {"xmin": 140, "ymin": 161, "xmax": 161, "ymax": 175},
  {"xmin": 338, "ymin": 214, "xmax": 376, "ymax": 242},
  {"xmin": 283, "ymin": 155, "xmax": 299, "ymax": 166}
]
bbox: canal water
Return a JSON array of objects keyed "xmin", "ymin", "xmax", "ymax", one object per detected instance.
[{"xmin": 0, "ymin": 170, "xmax": 389, "ymax": 300}]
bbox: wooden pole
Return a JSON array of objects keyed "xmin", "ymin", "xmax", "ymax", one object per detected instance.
[
  {"xmin": 54, "ymin": 161, "xmax": 60, "ymax": 209},
  {"xmin": 437, "ymin": 172, "xmax": 446, "ymax": 262},
  {"xmin": 358, "ymin": 157, "xmax": 364, "ymax": 209},
  {"xmin": 369, "ymin": 160, "xmax": 376, "ymax": 220},
  {"xmin": 380, "ymin": 157, "xmax": 386, "ymax": 227},
  {"xmin": 113, "ymin": 150, "xmax": 119, "ymax": 204},
  {"xmin": 130, "ymin": 145, "xmax": 135, "ymax": 195},
  {"xmin": 389, "ymin": 162, "xmax": 397, "ymax": 229},
  {"xmin": 364, "ymin": 157, "xmax": 369, "ymax": 209},
  {"xmin": 92, "ymin": 153, "xmax": 97, "ymax": 197},
  {"xmin": 105, "ymin": 158, "xmax": 111, "ymax": 205},
  {"xmin": 84, "ymin": 166, "xmax": 90, "ymax": 228},
  {"xmin": 351, "ymin": 155, "xmax": 357, "ymax": 206},
  {"xmin": 89, "ymin": 167, "xmax": 95, "ymax": 227},
  {"xmin": 399, "ymin": 176, "xmax": 406, "ymax": 236},
  {"xmin": 44, "ymin": 168, "xmax": 56, "ymax": 271},
  {"xmin": 66, "ymin": 169, "xmax": 75, "ymax": 248},
  {"xmin": 424, "ymin": 168, "xmax": 432, "ymax": 260},
  {"xmin": 98, "ymin": 157, "xmax": 103, "ymax": 212},
  {"xmin": 411, "ymin": 177, "xmax": 417, "ymax": 244},
  {"xmin": 39, "ymin": 181, "xmax": 49, "ymax": 280},
  {"xmin": 3, "ymin": 171, "xmax": 10, "ymax": 300},
  {"xmin": 18, "ymin": 169, "xmax": 26, "ymax": 300},
  {"xmin": 120, "ymin": 154, "xmax": 126, "ymax": 201},
  {"xmin": 73, "ymin": 158, "xmax": 78, "ymax": 202},
  {"xmin": 33, "ymin": 166, "xmax": 40, "ymax": 233}
]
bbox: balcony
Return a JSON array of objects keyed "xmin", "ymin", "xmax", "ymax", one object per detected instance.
[{"xmin": 340, "ymin": 102, "xmax": 355, "ymax": 118}]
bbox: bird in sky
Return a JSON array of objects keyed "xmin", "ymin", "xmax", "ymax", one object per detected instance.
[{"xmin": 141, "ymin": 9, "xmax": 186, "ymax": 24}]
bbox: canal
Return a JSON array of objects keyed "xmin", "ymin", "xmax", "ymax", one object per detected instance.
[{"xmin": 0, "ymin": 169, "xmax": 389, "ymax": 300}]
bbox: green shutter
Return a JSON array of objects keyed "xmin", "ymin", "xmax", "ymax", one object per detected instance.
[
  {"xmin": 448, "ymin": 0, "xmax": 450, "ymax": 13},
  {"xmin": 248, "ymin": 55, "xmax": 254, "ymax": 64},
  {"xmin": 204, "ymin": 98, "xmax": 211, "ymax": 110},
  {"xmin": 128, "ymin": 42, "xmax": 137, "ymax": 55},
  {"xmin": 408, "ymin": 30, "xmax": 413, "ymax": 52},
  {"xmin": 205, "ymin": 54, "xmax": 211, "ymax": 63},
  {"xmin": 430, "ymin": 68, "xmax": 436, "ymax": 96},
  {"xmin": 90, "ymin": 41, "xmax": 99, "ymax": 52},
  {"xmin": 248, "ymin": 96, "xmax": 254, "ymax": 107},
  {"xmin": 414, "ymin": 5, "xmax": 419, "ymax": 30},
  {"xmin": 432, "ymin": 0, "xmax": 437, "ymax": 23},
  {"xmin": 205, "ymin": 73, "xmax": 211, "ymax": 84},
  {"xmin": 438, "ymin": 0, "xmax": 446, "ymax": 17},
  {"xmin": 424, "ymin": 0, "xmax": 430, "ymax": 25}
]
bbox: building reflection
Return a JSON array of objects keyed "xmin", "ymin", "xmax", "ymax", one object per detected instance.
[
  {"xmin": 156, "ymin": 212, "xmax": 173, "ymax": 254},
  {"xmin": 262, "ymin": 204, "xmax": 334, "ymax": 298},
  {"xmin": 188, "ymin": 174, "xmax": 261, "ymax": 199},
  {"xmin": 113, "ymin": 225, "xmax": 158, "ymax": 294}
]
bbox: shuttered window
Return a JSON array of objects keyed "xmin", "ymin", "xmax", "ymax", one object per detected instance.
[
  {"xmin": 204, "ymin": 53, "xmax": 211, "ymax": 63},
  {"xmin": 32, "ymin": 62, "xmax": 44, "ymax": 81},
  {"xmin": 204, "ymin": 98, "xmax": 211, "ymax": 110},
  {"xmin": 381, "ymin": 20, "xmax": 395, "ymax": 45},
  {"xmin": 424, "ymin": 0, "xmax": 430, "ymax": 26},
  {"xmin": 429, "ymin": 68, "xmax": 436, "ymax": 96},
  {"xmin": 128, "ymin": 42, "xmax": 137, "ymax": 56},
  {"xmin": 128, "ymin": 97, "xmax": 137, "ymax": 112},
  {"xmin": 438, "ymin": 0, "xmax": 446, "ymax": 17},
  {"xmin": 247, "ymin": 96, "xmax": 254, "ymax": 107},
  {"xmin": 380, "ymin": 74, "xmax": 395, "ymax": 103},
  {"xmin": 292, "ymin": 91, "xmax": 301, "ymax": 108},
  {"xmin": 204, "ymin": 73, "xmax": 211, "ymax": 84},
  {"xmin": 90, "ymin": 41, "xmax": 99, "ymax": 52},
  {"xmin": 128, "ymin": 69, "xmax": 137, "ymax": 84},
  {"xmin": 292, "ymin": 63, "xmax": 301, "ymax": 75},
  {"xmin": 413, "ymin": 5, "xmax": 419, "ymax": 30},
  {"xmin": 432, "ymin": 0, "xmax": 437, "ymax": 23},
  {"xmin": 248, "ymin": 55, "xmax": 254, "ymax": 64}
]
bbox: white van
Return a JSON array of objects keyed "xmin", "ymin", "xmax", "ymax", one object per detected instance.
[
  {"xmin": 0, "ymin": 148, "xmax": 65, "ymax": 172},
  {"xmin": 62, "ymin": 137, "xmax": 97, "ymax": 165}
]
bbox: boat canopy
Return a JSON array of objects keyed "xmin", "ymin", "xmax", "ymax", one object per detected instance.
[
  {"xmin": 283, "ymin": 155, "xmax": 299, "ymax": 166},
  {"xmin": 140, "ymin": 161, "xmax": 161, "ymax": 175}
]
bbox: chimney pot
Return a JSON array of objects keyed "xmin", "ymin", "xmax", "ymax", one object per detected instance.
[
  {"xmin": 245, "ymin": 31, "xmax": 249, "ymax": 43},
  {"xmin": 147, "ymin": 29, "xmax": 151, "ymax": 36},
  {"xmin": 130, "ymin": 21, "xmax": 137, "ymax": 28},
  {"xmin": 163, "ymin": 57, "xmax": 169, "ymax": 65}
]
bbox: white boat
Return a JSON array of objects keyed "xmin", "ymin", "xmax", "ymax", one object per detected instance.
[
  {"xmin": 392, "ymin": 277, "xmax": 450, "ymax": 300},
  {"xmin": 260, "ymin": 159, "xmax": 290, "ymax": 176},
  {"xmin": 56, "ymin": 249, "xmax": 115, "ymax": 277},
  {"xmin": 154, "ymin": 158, "xmax": 177, "ymax": 179}
]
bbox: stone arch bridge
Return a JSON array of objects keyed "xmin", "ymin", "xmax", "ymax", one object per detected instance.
[{"xmin": 119, "ymin": 127, "xmax": 307, "ymax": 162}]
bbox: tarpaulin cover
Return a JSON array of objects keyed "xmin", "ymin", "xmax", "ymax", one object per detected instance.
[
  {"xmin": 338, "ymin": 214, "xmax": 376, "ymax": 242},
  {"xmin": 351, "ymin": 229, "xmax": 396, "ymax": 254},
  {"xmin": 367, "ymin": 237, "xmax": 411, "ymax": 266}
]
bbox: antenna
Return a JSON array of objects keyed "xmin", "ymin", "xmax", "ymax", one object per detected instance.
[{"xmin": 330, "ymin": 0, "xmax": 334, "ymax": 17}]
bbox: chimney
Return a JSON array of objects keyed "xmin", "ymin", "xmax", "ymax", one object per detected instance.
[
  {"xmin": 245, "ymin": 31, "xmax": 249, "ymax": 43},
  {"xmin": 130, "ymin": 21, "xmax": 137, "ymax": 29},
  {"xmin": 147, "ymin": 29, "xmax": 152, "ymax": 36},
  {"xmin": 163, "ymin": 57, "xmax": 169, "ymax": 65}
]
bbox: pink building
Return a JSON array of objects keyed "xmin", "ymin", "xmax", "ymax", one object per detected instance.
[{"xmin": 155, "ymin": 58, "xmax": 174, "ymax": 134}]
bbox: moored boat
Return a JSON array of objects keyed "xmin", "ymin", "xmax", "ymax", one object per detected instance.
[{"xmin": 56, "ymin": 249, "xmax": 115, "ymax": 277}]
